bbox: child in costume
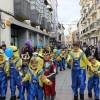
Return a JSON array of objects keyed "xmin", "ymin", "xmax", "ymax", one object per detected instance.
[
  {"xmin": 87, "ymin": 56, "xmax": 100, "ymax": 100},
  {"xmin": 17, "ymin": 52, "xmax": 30, "ymax": 100},
  {"xmin": 8, "ymin": 46, "xmax": 22, "ymax": 100},
  {"xmin": 51, "ymin": 49, "xmax": 59, "ymax": 72},
  {"xmin": 56, "ymin": 50, "xmax": 64, "ymax": 71},
  {"xmin": 61, "ymin": 51, "xmax": 66, "ymax": 70},
  {"xmin": 66, "ymin": 48, "xmax": 71, "ymax": 69},
  {"xmin": 43, "ymin": 49, "xmax": 57, "ymax": 100},
  {"xmin": 0, "ymin": 49, "xmax": 9, "ymax": 100},
  {"xmin": 21, "ymin": 53, "xmax": 52, "ymax": 100},
  {"xmin": 67, "ymin": 42, "xmax": 91, "ymax": 100}
]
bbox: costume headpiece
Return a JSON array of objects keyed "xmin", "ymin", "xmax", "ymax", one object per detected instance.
[{"xmin": 21, "ymin": 52, "xmax": 30, "ymax": 60}]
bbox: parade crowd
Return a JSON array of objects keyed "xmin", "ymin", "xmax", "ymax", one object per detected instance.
[{"xmin": 0, "ymin": 40, "xmax": 100, "ymax": 100}]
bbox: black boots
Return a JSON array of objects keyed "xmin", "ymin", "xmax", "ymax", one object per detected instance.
[
  {"xmin": 80, "ymin": 94, "xmax": 84, "ymax": 100},
  {"xmin": 51, "ymin": 96, "xmax": 55, "ymax": 100},
  {"xmin": 17, "ymin": 95, "xmax": 20, "ymax": 99},
  {"xmin": 10, "ymin": 96, "xmax": 16, "ymax": 100},
  {"xmin": 74, "ymin": 95, "xmax": 78, "ymax": 100},
  {"xmin": 45, "ymin": 95, "xmax": 50, "ymax": 100},
  {"xmin": 88, "ymin": 93, "xmax": 92, "ymax": 98},
  {"xmin": 63, "ymin": 67, "xmax": 66, "ymax": 70},
  {"xmin": 1, "ymin": 97, "xmax": 5, "ymax": 100}
]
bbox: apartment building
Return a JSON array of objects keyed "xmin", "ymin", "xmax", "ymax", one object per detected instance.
[
  {"xmin": 65, "ymin": 35, "xmax": 70, "ymax": 45},
  {"xmin": 72, "ymin": 30, "xmax": 79, "ymax": 43},
  {"xmin": 61, "ymin": 24, "xmax": 65, "ymax": 44},
  {"xmin": 79, "ymin": 0, "xmax": 100, "ymax": 45},
  {"xmin": 49, "ymin": 0, "xmax": 58, "ymax": 45},
  {"xmin": 68, "ymin": 25, "xmax": 73, "ymax": 44},
  {"xmin": 0, "ymin": 0, "xmax": 53, "ymax": 51}
]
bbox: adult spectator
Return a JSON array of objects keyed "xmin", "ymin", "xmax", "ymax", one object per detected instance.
[
  {"xmin": 2, "ymin": 44, "xmax": 6, "ymax": 51},
  {"xmin": 82, "ymin": 42, "xmax": 90, "ymax": 57},
  {"xmin": 23, "ymin": 40, "xmax": 34, "ymax": 58}
]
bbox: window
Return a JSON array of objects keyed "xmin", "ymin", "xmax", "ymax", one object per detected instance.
[
  {"xmin": 11, "ymin": 29, "xmax": 18, "ymax": 47},
  {"xmin": 30, "ymin": 0, "xmax": 41, "ymax": 12}
]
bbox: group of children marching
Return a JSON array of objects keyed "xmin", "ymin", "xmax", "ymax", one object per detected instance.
[
  {"xmin": 0, "ymin": 40, "xmax": 100, "ymax": 100},
  {"xmin": 0, "ymin": 40, "xmax": 69, "ymax": 100}
]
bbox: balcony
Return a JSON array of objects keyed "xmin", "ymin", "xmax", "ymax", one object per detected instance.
[
  {"xmin": 14, "ymin": 0, "xmax": 30, "ymax": 20},
  {"xmin": 96, "ymin": 0, "xmax": 100, "ymax": 9},
  {"xmin": 30, "ymin": 0, "xmax": 42, "ymax": 25},
  {"xmin": 83, "ymin": 29, "xmax": 86, "ymax": 34},
  {"xmin": 89, "ymin": 4, "xmax": 97, "ymax": 16},
  {"xmin": 47, "ymin": 10, "xmax": 52, "ymax": 31},
  {"xmin": 85, "ymin": 27, "xmax": 88, "ymax": 32},
  {"xmin": 40, "ymin": 3, "xmax": 48, "ymax": 29},
  {"xmin": 85, "ymin": 0, "xmax": 90, "ymax": 7},
  {"xmin": 97, "ymin": 18, "xmax": 100, "ymax": 29},
  {"xmin": 90, "ymin": 22, "xmax": 97, "ymax": 31}
]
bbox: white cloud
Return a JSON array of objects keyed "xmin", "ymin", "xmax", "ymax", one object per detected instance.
[{"xmin": 57, "ymin": 0, "xmax": 81, "ymax": 36}]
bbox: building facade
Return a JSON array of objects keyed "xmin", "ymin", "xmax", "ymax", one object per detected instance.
[
  {"xmin": 68, "ymin": 25, "xmax": 73, "ymax": 44},
  {"xmin": 79, "ymin": 0, "xmax": 100, "ymax": 45},
  {"xmin": 49, "ymin": 0, "xmax": 58, "ymax": 45},
  {"xmin": 65, "ymin": 35, "xmax": 70, "ymax": 45},
  {"xmin": 0, "ymin": 0, "xmax": 53, "ymax": 51},
  {"xmin": 72, "ymin": 30, "xmax": 79, "ymax": 43}
]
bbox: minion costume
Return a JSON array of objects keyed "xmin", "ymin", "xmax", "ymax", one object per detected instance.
[
  {"xmin": 87, "ymin": 56, "xmax": 100, "ymax": 100},
  {"xmin": 56, "ymin": 50, "xmax": 63, "ymax": 71},
  {"xmin": 67, "ymin": 42, "xmax": 91, "ymax": 100},
  {"xmin": 61, "ymin": 51, "xmax": 66, "ymax": 70},
  {"xmin": 18, "ymin": 53, "xmax": 30, "ymax": 100},
  {"xmin": 0, "ymin": 49, "xmax": 9, "ymax": 100},
  {"xmin": 9, "ymin": 46, "xmax": 22, "ymax": 100},
  {"xmin": 51, "ymin": 49, "xmax": 59, "ymax": 72},
  {"xmin": 22, "ymin": 52, "xmax": 50, "ymax": 100},
  {"xmin": 66, "ymin": 48, "xmax": 72, "ymax": 69}
]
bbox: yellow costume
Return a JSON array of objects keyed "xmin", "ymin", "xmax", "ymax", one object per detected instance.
[
  {"xmin": 9, "ymin": 46, "xmax": 22, "ymax": 100},
  {"xmin": 66, "ymin": 48, "xmax": 91, "ymax": 69},
  {"xmin": 22, "ymin": 56, "xmax": 50, "ymax": 100},
  {"xmin": 0, "ymin": 49, "xmax": 9, "ymax": 99},
  {"xmin": 88, "ymin": 60, "xmax": 100, "ymax": 77}
]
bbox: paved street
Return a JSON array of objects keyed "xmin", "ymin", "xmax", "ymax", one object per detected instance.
[
  {"xmin": 6, "ymin": 68, "xmax": 96, "ymax": 100},
  {"xmin": 55, "ymin": 68, "xmax": 95, "ymax": 100}
]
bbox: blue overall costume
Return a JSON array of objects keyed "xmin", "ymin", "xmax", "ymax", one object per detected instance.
[
  {"xmin": 62, "ymin": 57, "xmax": 65, "ymax": 69},
  {"xmin": 53, "ymin": 57, "xmax": 59, "ymax": 72},
  {"xmin": 69, "ymin": 52, "xmax": 86, "ymax": 96},
  {"xmin": 0, "ymin": 62, "xmax": 7, "ymax": 98},
  {"xmin": 18, "ymin": 65, "xmax": 29, "ymax": 100},
  {"xmin": 28, "ymin": 69, "xmax": 44, "ymax": 100},
  {"xmin": 59, "ymin": 60, "xmax": 63, "ymax": 70},
  {"xmin": 10, "ymin": 58, "xmax": 21, "ymax": 96},
  {"xmin": 88, "ymin": 70, "xmax": 100, "ymax": 99}
]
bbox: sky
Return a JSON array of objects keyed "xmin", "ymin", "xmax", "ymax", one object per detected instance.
[{"xmin": 57, "ymin": 0, "xmax": 81, "ymax": 36}]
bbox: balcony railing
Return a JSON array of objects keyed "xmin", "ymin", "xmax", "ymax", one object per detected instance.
[
  {"xmin": 83, "ymin": 16, "xmax": 86, "ymax": 22},
  {"xmin": 83, "ymin": 29, "xmax": 86, "ymax": 34},
  {"xmin": 90, "ymin": 22, "xmax": 97, "ymax": 30},
  {"xmin": 81, "ymin": 31, "xmax": 83, "ymax": 34},
  {"xmin": 96, "ymin": 0, "xmax": 100, "ymax": 6},
  {"xmin": 89, "ymin": 4, "xmax": 96, "ymax": 14},
  {"xmin": 85, "ymin": 27, "xmax": 88, "ymax": 32},
  {"xmin": 97, "ymin": 18, "xmax": 100, "ymax": 26},
  {"xmin": 86, "ymin": 12, "xmax": 89, "ymax": 18}
]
